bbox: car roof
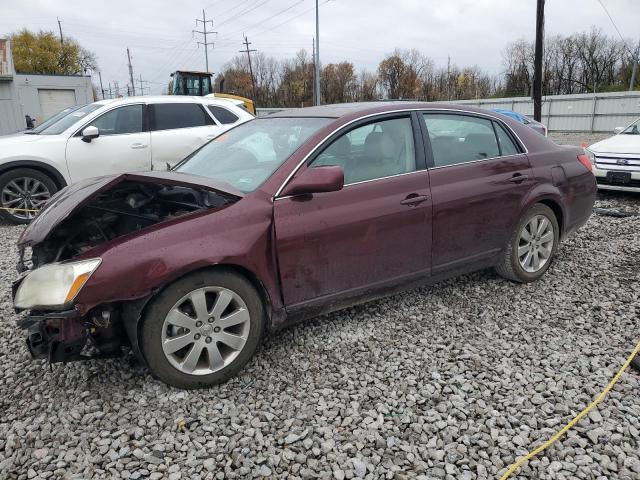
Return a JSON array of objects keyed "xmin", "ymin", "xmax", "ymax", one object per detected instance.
[
  {"xmin": 267, "ymin": 101, "xmax": 509, "ymax": 119},
  {"xmin": 92, "ymin": 95, "xmax": 236, "ymax": 107}
]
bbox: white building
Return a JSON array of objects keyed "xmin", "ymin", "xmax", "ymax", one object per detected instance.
[{"xmin": 0, "ymin": 38, "xmax": 94, "ymax": 135}]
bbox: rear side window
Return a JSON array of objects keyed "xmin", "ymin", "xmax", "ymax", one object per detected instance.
[
  {"xmin": 152, "ymin": 103, "xmax": 214, "ymax": 131},
  {"xmin": 207, "ymin": 105, "xmax": 239, "ymax": 125},
  {"xmin": 495, "ymin": 123, "xmax": 520, "ymax": 156},
  {"xmin": 423, "ymin": 113, "xmax": 500, "ymax": 167},
  {"xmin": 89, "ymin": 104, "xmax": 144, "ymax": 135}
]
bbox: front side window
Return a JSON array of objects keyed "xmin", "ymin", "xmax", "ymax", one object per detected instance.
[
  {"xmin": 423, "ymin": 113, "xmax": 500, "ymax": 167},
  {"xmin": 37, "ymin": 103, "xmax": 103, "ymax": 135},
  {"xmin": 207, "ymin": 105, "xmax": 239, "ymax": 125},
  {"xmin": 176, "ymin": 117, "xmax": 331, "ymax": 192},
  {"xmin": 312, "ymin": 116, "xmax": 416, "ymax": 184},
  {"xmin": 88, "ymin": 104, "xmax": 144, "ymax": 135},
  {"xmin": 152, "ymin": 103, "xmax": 214, "ymax": 130}
]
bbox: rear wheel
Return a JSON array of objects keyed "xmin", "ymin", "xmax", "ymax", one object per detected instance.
[
  {"xmin": 495, "ymin": 204, "xmax": 559, "ymax": 283},
  {"xmin": 0, "ymin": 168, "xmax": 57, "ymax": 224},
  {"xmin": 140, "ymin": 270, "xmax": 265, "ymax": 389}
]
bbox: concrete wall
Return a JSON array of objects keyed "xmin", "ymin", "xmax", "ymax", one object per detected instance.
[
  {"xmin": 0, "ymin": 38, "xmax": 95, "ymax": 135},
  {"xmin": 256, "ymin": 91, "xmax": 640, "ymax": 133},
  {"xmin": 13, "ymin": 74, "xmax": 94, "ymax": 125}
]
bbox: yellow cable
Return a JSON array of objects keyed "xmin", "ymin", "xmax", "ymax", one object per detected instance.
[
  {"xmin": 0, "ymin": 206, "xmax": 41, "ymax": 213},
  {"xmin": 500, "ymin": 339, "xmax": 640, "ymax": 479}
]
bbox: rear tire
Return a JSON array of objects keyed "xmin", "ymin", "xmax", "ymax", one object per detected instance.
[
  {"xmin": 495, "ymin": 204, "xmax": 559, "ymax": 283},
  {"xmin": 140, "ymin": 270, "xmax": 265, "ymax": 389},
  {"xmin": 0, "ymin": 168, "xmax": 58, "ymax": 224}
]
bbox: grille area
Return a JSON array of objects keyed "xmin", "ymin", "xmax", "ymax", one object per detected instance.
[{"xmin": 595, "ymin": 155, "xmax": 640, "ymax": 172}]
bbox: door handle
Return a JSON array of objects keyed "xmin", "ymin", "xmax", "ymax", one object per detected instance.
[
  {"xmin": 508, "ymin": 173, "xmax": 529, "ymax": 183},
  {"xmin": 130, "ymin": 143, "xmax": 148, "ymax": 149},
  {"xmin": 400, "ymin": 194, "xmax": 429, "ymax": 206}
]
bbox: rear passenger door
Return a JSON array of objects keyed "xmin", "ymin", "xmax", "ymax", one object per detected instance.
[
  {"xmin": 149, "ymin": 103, "xmax": 221, "ymax": 170},
  {"xmin": 421, "ymin": 112, "xmax": 533, "ymax": 273}
]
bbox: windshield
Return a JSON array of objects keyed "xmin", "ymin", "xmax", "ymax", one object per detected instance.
[
  {"xmin": 176, "ymin": 117, "xmax": 332, "ymax": 192},
  {"xmin": 622, "ymin": 119, "xmax": 639, "ymax": 135},
  {"xmin": 27, "ymin": 105, "xmax": 84, "ymax": 134},
  {"xmin": 37, "ymin": 103, "xmax": 104, "ymax": 135}
]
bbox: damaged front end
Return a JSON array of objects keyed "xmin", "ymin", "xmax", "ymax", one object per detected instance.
[{"xmin": 13, "ymin": 172, "xmax": 242, "ymax": 364}]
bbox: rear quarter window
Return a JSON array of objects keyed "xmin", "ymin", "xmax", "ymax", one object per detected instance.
[{"xmin": 207, "ymin": 105, "xmax": 240, "ymax": 125}]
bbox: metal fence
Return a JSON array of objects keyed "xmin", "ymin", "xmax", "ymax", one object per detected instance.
[{"xmin": 256, "ymin": 91, "xmax": 640, "ymax": 133}]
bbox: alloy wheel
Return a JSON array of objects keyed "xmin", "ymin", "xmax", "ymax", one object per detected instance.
[
  {"xmin": 517, "ymin": 214, "xmax": 554, "ymax": 273},
  {"xmin": 1, "ymin": 177, "xmax": 51, "ymax": 220},
  {"xmin": 161, "ymin": 287, "xmax": 251, "ymax": 375}
]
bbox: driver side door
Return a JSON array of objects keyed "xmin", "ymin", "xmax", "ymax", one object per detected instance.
[
  {"xmin": 65, "ymin": 104, "xmax": 151, "ymax": 183},
  {"xmin": 274, "ymin": 113, "xmax": 432, "ymax": 311}
]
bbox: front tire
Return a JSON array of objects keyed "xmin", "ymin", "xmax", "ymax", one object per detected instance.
[
  {"xmin": 0, "ymin": 168, "xmax": 58, "ymax": 224},
  {"xmin": 140, "ymin": 270, "xmax": 265, "ymax": 389},
  {"xmin": 495, "ymin": 204, "xmax": 559, "ymax": 283}
]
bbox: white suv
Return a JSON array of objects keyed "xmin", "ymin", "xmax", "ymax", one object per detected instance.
[{"xmin": 0, "ymin": 96, "xmax": 253, "ymax": 223}]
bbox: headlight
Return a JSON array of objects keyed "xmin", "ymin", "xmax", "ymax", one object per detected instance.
[
  {"xmin": 584, "ymin": 148, "xmax": 596, "ymax": 164},
  {"xmin": 14, "ymin": 258, "xmax": 101, "ymax": 309}
]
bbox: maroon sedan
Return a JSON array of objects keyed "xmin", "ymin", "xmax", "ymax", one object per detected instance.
[{"xmin": 13, "ymin": 102, "xmax": 596, "ymax": 388}]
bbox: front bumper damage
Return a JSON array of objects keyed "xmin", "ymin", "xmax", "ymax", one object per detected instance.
[{"xmin": 17, "ymin": 306, "xmax": 123, "ymax": 364}]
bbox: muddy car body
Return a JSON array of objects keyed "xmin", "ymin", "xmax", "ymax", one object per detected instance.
[{"xmin": 13, "ymin": 102, "xmax": 597, "ymax": 388}]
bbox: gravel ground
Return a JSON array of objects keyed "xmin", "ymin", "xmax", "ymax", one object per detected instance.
[
  {"xmin": 1, "ymin": 138, "xmax": 640, "ymax": 479},
  {"xmin": 548, "ymin": 132, "xmax": 610, "ymax": 147}
]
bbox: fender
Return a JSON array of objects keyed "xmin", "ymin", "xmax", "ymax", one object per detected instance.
[
  {"xmin": 0, "ymin": 160, "xmax": 68, "ymax": 188},
  {"xmin": 519, "ymin": 182, "xmax": 567, "ymax": 236}
]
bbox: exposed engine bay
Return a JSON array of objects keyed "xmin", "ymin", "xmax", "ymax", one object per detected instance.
[
  {"xmin": 15, "ymin": 178, "xmax": 239, "ymax": 364},
  {"xmin": 21, "ymin": 180, "xmax": 235, "ymax": 270}
]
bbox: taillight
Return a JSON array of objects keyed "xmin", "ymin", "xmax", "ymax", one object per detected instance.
[{"xmin": 577, "ymin": 154, "xmax": 592, "ymax": 172}]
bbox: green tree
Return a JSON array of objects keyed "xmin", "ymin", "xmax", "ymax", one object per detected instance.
[{"xmin": 10, "ymin": 29, "xmax": 97, "ymax": 75}]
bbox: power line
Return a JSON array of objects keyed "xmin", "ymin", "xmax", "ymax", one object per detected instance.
[
  {"xmin": 216, "ymin": 0, "xmax": 305, "ymax": 43},
  {"xmin": 193, "ymin": 9, "xmax": 217, "ymax": 72}
]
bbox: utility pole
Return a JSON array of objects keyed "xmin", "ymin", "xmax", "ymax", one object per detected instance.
[
  {"xmin": 114, "ymin": 80, "xmax": 120, "ymax": 98},
  {"xmin": 126, "ymin": 47, "xmax": 136, "ymax": 96},
  {"xmin": 630, "ymin": 40, "xmax": 640, "ymax": 91},
  {"xmin": 136, "ymin": 74, "xmax": 149, "ymax": 96},
  {"xmin": 98, "ymin": 71, "xmax": 105, "ymax": 99},
  {"xmin": 108, "ymin": 83, "xmax": 112, "ymax": 99},
  {"xmin": 57, "ymin": 17, "xmax": 63, "ymax": 44},
  {"xmin": 194, "ymin": 9, "xmax": 216, "ymax": 72},
  {"xmin": 314, "ymin": 0, "xmax": 320, "ymax": 106},
  {"xmin": 240, "ymin": 35, "xmax": 257, "ymax": 99},
  {"xmin": 446, "ymin": 55, "xmax": 451, "ymax": 101},
  {"xmin": 312, "ymin": 37, "xmax": 315, "ymax": 106},
  {"xmin": 532, "ymin": 0, "xmax": 545, "ymax": 122}
]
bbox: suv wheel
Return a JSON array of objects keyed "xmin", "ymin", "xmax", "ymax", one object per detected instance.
[
  {"xmin": 0, "ymin": 168, "xmax": 58, "ymax": 224},
  {"xmin": 496, "ymin": 203, "xmax": 559, "ymax": 283},
  {"xmin": 141, "ymin": 270, "xmax": 265, "ymax": 389}
]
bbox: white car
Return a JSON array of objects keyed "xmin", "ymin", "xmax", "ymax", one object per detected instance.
[
  {"xmin": 586, "ymin": 117, "xmax": 640, "ymax": 192},
  {"xmin": 0, "ymin": 96, "xmax": 253, "ymax": 223}
]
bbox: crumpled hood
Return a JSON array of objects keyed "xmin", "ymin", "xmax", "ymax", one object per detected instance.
[
  {"xmin": 18, "ymin": 171, "xmax": 244, "ymax": 246},
  {"xmin": 589, "ymin": 134, "xmax": 640, "ymax": 155}
]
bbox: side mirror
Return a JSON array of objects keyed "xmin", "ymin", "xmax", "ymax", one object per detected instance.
[
  {"xmin": 81, "ymin": 125, "xmax": 100, "ymax": 143},
  {"xmin": 614, "ymin": 126, "xmax": 624, "ymax": 134},
  {"xmin": 280, "ymin": 165, "xmax": 344, "ymax": 197}
]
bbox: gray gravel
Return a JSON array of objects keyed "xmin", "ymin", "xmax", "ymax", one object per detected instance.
[{"xmin": 1, "ymin": 146, "xmax": 640, "ymax": 479}]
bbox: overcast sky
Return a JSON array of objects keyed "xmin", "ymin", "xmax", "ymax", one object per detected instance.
[{"xmin": 1, "ymin": 0, "xmax": 639, "ymax": 95}]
